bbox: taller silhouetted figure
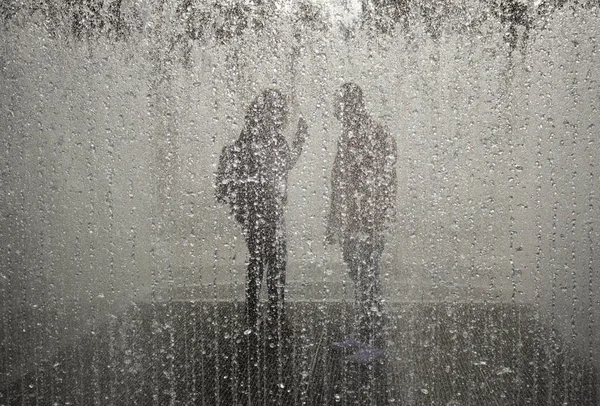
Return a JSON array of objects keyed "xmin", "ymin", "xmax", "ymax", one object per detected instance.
[{"xmin": 327, "ymin": 82, "xmax": 397, "ymax": 362}]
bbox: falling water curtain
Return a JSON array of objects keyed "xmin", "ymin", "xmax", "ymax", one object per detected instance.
[{"xmin": 1, "ymin": 1, "xmax": 599, "ymax": 405}]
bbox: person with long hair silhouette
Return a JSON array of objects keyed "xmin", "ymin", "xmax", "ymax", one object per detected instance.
[{"xmin": 217, "ymin": 89, "xmax": 307, "ymax": 336}]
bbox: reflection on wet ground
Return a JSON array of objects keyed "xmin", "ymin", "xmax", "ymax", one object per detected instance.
[{"xmin": 2, "ymin": 300, "xmax": 597, "ymax": 405}]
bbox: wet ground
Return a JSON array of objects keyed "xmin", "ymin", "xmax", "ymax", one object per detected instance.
[{"xmin": 1, "ymin": 299, "xmax": 598, "ymax": 405}]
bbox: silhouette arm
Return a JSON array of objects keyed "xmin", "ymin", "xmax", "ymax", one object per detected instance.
[
  {"xmin": 288, "ymin": 117, "xmax": 308, "ymax": 169},
  {"xmin": 326, "ymin": 138, "xmax": 347, "ymax": 243}
]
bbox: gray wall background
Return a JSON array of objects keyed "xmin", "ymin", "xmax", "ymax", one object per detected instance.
[{"xmin": 1, "ymin": 5, "xmax": 599, "ymax": 379}]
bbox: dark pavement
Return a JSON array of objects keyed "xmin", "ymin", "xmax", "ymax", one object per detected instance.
[{"xmin": 1, "ymin": 298, "xmax": 598, "ymax": 405}]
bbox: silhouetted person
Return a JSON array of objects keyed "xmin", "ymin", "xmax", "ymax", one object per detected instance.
[
  {"xmin": 216, "ymin": 89, "xmax": 307, "ymax": 335},
  {"xmin": 326, "ymin": 83, "xmax": 397, "ymax": 362}
]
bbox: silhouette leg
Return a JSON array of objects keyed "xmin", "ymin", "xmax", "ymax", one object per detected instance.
[{"xmin": 245, "ymin": 222, "xmax": 265, "ymax": 331}]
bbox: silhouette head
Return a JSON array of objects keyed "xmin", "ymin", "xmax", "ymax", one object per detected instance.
[
  {"xmin": 245, "ymin": 89, "xmax": 289, "ymax": 138},
  {"xmin": 334, "ymin": 82, "xmax": 365, "ymax": 122}
]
